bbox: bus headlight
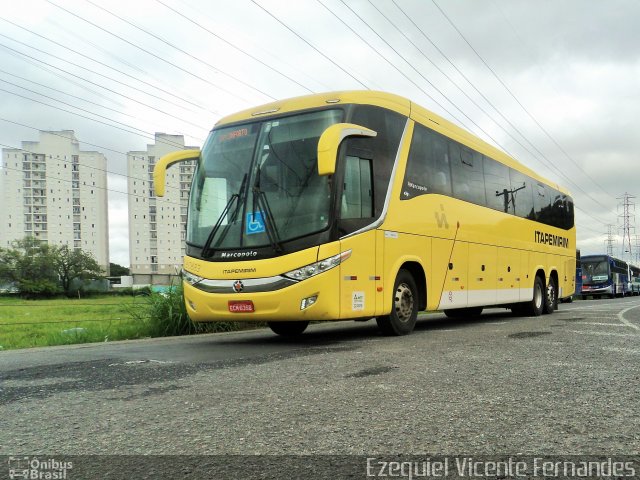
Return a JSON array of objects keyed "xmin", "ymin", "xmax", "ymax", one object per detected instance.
[
  {"xmin": 182, "ymin": 269, "xmax": 203, "ymax": 286},
  {"xmin": 284, "ymin": 250, "xmax": 351, "ymax": 281}
]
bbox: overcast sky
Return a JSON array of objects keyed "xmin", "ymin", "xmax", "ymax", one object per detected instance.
[{"xmin": 1, "ymin": 0, "xmax": 639, "ymax": 267}]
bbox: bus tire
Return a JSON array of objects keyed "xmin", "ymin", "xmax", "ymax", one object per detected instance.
[
  {"xmin": 543, "ymin": 276, "xmax": 557, "ymax": 314},
  {"xmin": 444, "ymin": 307, "xmax": 483, "ymax": 318},
  {"xmin": 376, "ymin": 269, "xmax": 418, "ymax": 336},
  {"xmin": 521, "ymin": 275, "xmax": 545, "ymax": 316},
  {"xmin": 268, "ymin": 321, "xmax": 309, "ymax": 336}
]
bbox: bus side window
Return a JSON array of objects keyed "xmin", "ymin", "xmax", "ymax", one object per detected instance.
[
  {"xmin": 509, "ymin": 169, "xmax": 535, "ymax": 219},
  {"xmin": 450, "ymin": 142, "xmax": 486, "ymax": 206},
  {"xmin": 483, "ymin": 156, "xmax": 510, "ymax": 212},
  {"xmin": 534, "ymin": 182, "xmax": 552, "ymax": 224},
  {"xmin": 401, "ymin": 123, "xmax": 451, "ymax": 200},
  {"xmin": 430, "ymin": 134, "xmax": 452, "ymax": 196},
  {"xmin": 341, "ymin": 156, "xmax": 373, "ymax": 219}
]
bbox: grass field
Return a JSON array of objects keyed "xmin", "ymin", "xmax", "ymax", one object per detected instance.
[{"xmin": 0, "ymin": 295, "xmax": 151, "ymax": 350}]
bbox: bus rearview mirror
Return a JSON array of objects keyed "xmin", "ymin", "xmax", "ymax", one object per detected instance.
[
  {"xmin": 317, "ymin": 123, "xmax": 377, "ymax": 176},
  {"xmin": 153, "ymin": 149, "xmax": 200, "ymax": 197}
]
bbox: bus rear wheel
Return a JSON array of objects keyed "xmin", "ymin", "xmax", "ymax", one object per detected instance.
[
  {"xmin": 268, "ymin": 321, "xmax": 309, "ymax": 336},
  {"xmin": 376, "ymin": 269, "xmax": 418, "ymax": 336},
  {"xmin": 543, "ymin": 276, "xmax": 557, "ymax": 314}
]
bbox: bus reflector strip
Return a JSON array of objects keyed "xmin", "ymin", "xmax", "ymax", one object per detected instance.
[{"xmin": 344, "ymin": 276, "xmax": 358, "ymax": 281}]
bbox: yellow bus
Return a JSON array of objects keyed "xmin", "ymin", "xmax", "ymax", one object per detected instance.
[{"xmin": 154, "ymin": 91, "xmax": 576, "ymax": 336}]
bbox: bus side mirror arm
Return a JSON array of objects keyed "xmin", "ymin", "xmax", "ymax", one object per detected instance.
[
  {"xmin": 317, "ymin": 123, "xmax": 377, "ymax": 176},
  {"xmin": 153, "ymin": 149, "xmax": 200, "ymax": 197}
]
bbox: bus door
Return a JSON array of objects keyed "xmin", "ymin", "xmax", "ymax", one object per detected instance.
[{"xmin": 338, "ymin": 154, "xmax": 378, "ymax": 318}]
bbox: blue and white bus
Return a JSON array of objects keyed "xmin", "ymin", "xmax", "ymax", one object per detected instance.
[
  {"xmin": 630, "ymin": 264, "xmax": 640, "ymax": 295},
  {"xmin": 580, "ymin": 254, "xmax": 631, "ymax": 299}
]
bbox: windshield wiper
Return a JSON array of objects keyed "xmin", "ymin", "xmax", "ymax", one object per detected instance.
[
  {"xmin": 252, "ymin": 164, "xmax": 282, "ymax": 253},
  {"xmin": 201, "ymin": 173, "xmax": 247, "ymax": 258}
]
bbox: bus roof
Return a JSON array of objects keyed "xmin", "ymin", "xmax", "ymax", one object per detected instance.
[{"xmin": 215, "ymin": 90, "xmax": 570, "ymax": 197}]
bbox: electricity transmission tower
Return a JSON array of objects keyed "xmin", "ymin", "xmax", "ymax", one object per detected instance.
[
  {"xmin": 617, "ymin": 193, "xmax": 636, "ymax": 264},
  {"xmin": 604, "ymin": 224, "xmax": 616, "ymax": 256}
]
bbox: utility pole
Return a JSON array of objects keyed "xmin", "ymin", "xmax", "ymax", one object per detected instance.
[
  {"xmin": 605, "ymin": 224, "xmax": 617, "ymax": 256},
  {"xmin": 617, "ymin": 193, "xmax": 636, "ymax": 263}
]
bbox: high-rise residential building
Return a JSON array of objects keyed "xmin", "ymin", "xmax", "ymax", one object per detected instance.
[
  {"xmin": 127, "ymin": 133, "xmax": 196, "ymax": 281},
  {"xmin": 0, "ymin": 130, "xmax": 109, "ymax": 271}
]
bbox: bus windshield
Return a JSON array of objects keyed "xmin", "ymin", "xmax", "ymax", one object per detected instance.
[
  {"xmin": 581, "ymin": 256, "xmax": 610, "ymax": 284},
  {"xmin": 187, "ymin": 109, "xmax": 343, "ymax": 254}
]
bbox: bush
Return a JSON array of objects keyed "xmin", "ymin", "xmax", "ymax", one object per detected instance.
[
  {"xmin": 18, "ymin": 279, "xmax": 61, "ymax": 298},
  {"xmin": 110, "ymin": 287, "xmax": 152, "ymax": 297},
  {"xmin": 129, "ymin": 284, "xmax": 264, "ymax": 338},
  {"xmin": 142, "ymin": 285, "xmax": 194, "ymax": 337}
]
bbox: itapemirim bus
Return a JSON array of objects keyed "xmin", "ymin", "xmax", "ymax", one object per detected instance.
[{"xmin": 154, "ymin": 91, "xmax": 576, "ymax": 336}]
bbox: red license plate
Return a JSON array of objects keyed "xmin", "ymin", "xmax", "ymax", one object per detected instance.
[{"xmin": 228, "ymin": 300, "xmax": 255, "ymax": 313}]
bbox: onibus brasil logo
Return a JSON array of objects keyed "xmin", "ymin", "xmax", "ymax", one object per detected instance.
[{"xmin": 8, "ymin": 456, "xmax": 72, "ymax": 479}]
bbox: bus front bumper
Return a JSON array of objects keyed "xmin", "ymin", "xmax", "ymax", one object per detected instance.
[
  {"xmin": 581, "ymin": 285, "xmax": 613, "ymax": 295},
  {"xmin": 182, "ymin": 270, "xmax": 341, "ymax": 322}
]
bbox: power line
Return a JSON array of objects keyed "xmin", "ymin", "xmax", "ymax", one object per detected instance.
[
  {"xmin": 388, "ymin": 1, "xmax": 614, "ymax": 220},
  {"xmin": 430, "ymin": 0, "xmax": 616, "ymax": 204},
  {"xmin": 0, "ymin": 71, "xmax": 138, "ymax": 120},
  {"xmin": 334, "ymin": 0, "xmax": 512, "ymax": 155},
  {"xmin": 386, "ymin": 1, "xmax": 563, "ymax": 177},
  {"xmin": 153, "ymin": 0, "xmax": 316, "ymax": 94},
  {"xmin": 0, "ymin": 76, "xmax": 206, "ymax": 139},
  {"xmin": 83, "ymin": 0, "xmax": 275, "ymax": 101},
  {"xmin": 0, "ymin": 18, "xmax": 218, "ymax": 116},
  {"xmin": 44, "ymin": 0, "xmax": 255, "ymax": 104},
  {"xmin": 0, "ymin": 86, "xmax": 196, "ymax": 150},
  {"xmin": 250, "ymin": 0, "xmax": 369, "ymax": 89},
  {"xmin": 0, "ymin": 38, "xmax": 217, "ymax": 125}
]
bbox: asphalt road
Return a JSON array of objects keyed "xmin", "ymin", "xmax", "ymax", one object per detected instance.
[{"xmin": 1, "ymin": 298, "xmax": 639, "ymax": 476}]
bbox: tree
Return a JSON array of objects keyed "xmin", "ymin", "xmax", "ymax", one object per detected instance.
[
  {"xmin": 53, "ymin": 245, "xmax": 104, "ymax": 295},
  {"xmin": 109, "ymin": 262, "xmax": 130, "ymax": 277},
  {"xmin": 0, "ymin": 237, "xmax": 105, "ymax": 297},
  {"xmin": 0, "ymin": 237, "xmax": 60, "ymax": 296}
]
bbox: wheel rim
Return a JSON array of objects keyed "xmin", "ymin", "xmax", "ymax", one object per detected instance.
[
  {"xmin": 534, "ymin": 281, "xmax": 543, "ymax": 309},
  {"xmin": 394, "ymin": 282, "xmax": 414, "ymax": 323}
]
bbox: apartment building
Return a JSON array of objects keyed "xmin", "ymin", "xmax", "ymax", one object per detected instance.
[
  {"xmin": 0, "ymin": 130, "xmax": 109, "ymax": 271},
  {"xmin": 127, "ymin": 133, "xmax": 196, "ymax": 280}
]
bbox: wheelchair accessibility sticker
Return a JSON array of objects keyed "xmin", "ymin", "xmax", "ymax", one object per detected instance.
[{"xmin": 246, "ymin": 211, "xmax": 266, "ymax": 235}]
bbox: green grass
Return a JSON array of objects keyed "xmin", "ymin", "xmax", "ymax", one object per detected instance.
[
  {"xmin": 0, "ymin": 295, "xmax": 150, "ymax": 350},
  {"xmin": 0, "ymin": 291, "xmax": 266, "ymax": 350}
]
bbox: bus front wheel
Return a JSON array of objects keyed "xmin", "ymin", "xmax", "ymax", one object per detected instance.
[
  {"xmin": 376, "ymin": 269, "xmax": 418, "ymax": 336},
  {"xmin": 268, "ymin": 321, "xmax": 309, "ymax": 336},
  {"xmin": 517, "ymin": 275, "xmax": 544, "ymax": 317}
]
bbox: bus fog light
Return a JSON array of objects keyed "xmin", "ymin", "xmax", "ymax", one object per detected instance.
[
  {"xmin": 188, "ymin": 299, "xmax": 197, "ymax": 311},
  {"xmin": 300, "ymin": 294, "xmax": 318, "ymax": 310}
]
